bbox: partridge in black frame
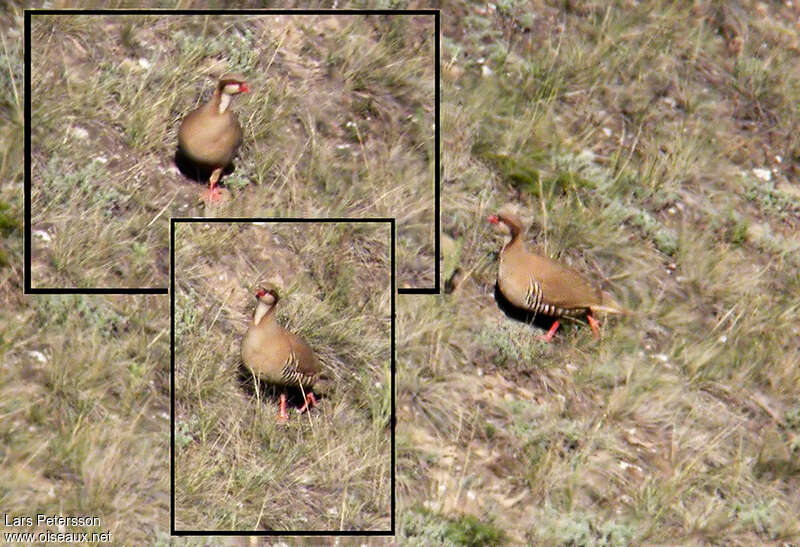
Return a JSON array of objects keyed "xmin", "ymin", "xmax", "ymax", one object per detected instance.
[
  {"xmin": 241, "ymin": 285, "xmax": 322, "ymax": 422},
  {"xmin": 178, "ymin": 73, "xmax": 249, "ymax": 202}
]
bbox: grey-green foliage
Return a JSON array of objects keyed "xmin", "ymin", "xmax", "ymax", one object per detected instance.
[
  {"xmin": 174, "ymin": 24, "xmax": 257, "ymax": 74},
  {"xmin": 402, "ymin": 507, "xmax": 506, "ymax": 546},
  {"xmin": 533, "ymin": 510, "xmax": 635, "ymax": 546}
]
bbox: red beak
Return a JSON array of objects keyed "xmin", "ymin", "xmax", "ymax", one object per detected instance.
[
  {"xmin": 255, "ymin": 288, "xmax": 266, "ymax": 298},
  {"xmin": 240, "ymin": 83, "xmax": 250, "ymax": 93},
  {"xmin": 487, "ymin": 215, "xmax": 499, "ymax": 224}
]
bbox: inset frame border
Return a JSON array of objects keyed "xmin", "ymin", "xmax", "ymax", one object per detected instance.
[
  {"xmin": 24, "ymin": 8, "xmax": 439, "ymax": 294},
  {"xmin": 169, "ymin": 217, "xmax": 396, "ymax": 536}
]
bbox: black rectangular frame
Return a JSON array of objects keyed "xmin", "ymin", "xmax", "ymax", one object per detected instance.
[
  {"xmin": 24, "ymin": 8, "xmax": 440, "ymax": 294},
  {"xmin": 170, "ymin": 216, "xmax": 396, "ymax": 536}
]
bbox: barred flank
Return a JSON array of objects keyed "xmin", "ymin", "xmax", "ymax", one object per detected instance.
[
  {"xmin": 280, "ymin": 351, "xmax": 319, "ymax": 386},
  {"xmin": 524, "ymin": 277, "xmax": 586, "ymax": 318}
]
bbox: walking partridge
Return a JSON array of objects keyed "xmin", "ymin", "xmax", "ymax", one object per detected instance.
[
  {"xmin": 241, "ymin": 285, "xmax": 322, "ymax": 422},
  {"xmin": 488, "ymin": 210, "xmax": 625, "ymax": 341},
  {"xmin": 178, "ymin": 73, "xmax": 249, "ymax": 202}
]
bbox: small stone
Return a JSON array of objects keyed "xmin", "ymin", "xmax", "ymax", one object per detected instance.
[
  {"xmin": 28, "ymin": 350, "xmax": 47, "ymax": 363},
  {"xmin": 33, "ymin": 230, "xmax": 51, "ymax": 242},
  {"xmin": 69, "ymin": 126, "xmax": 89, "ymax": 140},
  {"xmin": 752, "ymin": 168, "xmax": 772, "ymax": 181}
]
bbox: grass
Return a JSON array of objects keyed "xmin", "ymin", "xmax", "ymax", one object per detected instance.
[
  {"xmin": 0, "ymin": 293, "xmax": 171, "ymax": 544},
  {"xmin": 29, "ymin": 10, "xmax": 434, "ymax": 289},
  {"xmin": 398, "ymin": 1, "xmax": 800, "ymax": 544},
  {"xmin": 172, "ymin": 221, "xmax": 392, "ymax": 531},
  {"xmin": 5, "ymin": 1, "xmax": 800, "ymax": 545}
]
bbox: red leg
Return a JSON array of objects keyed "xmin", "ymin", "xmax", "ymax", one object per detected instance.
[
  {"xmin": 201, "ymin": 185, "xmax": 223, "ymax": 202},
  {"xmin": 298, "ymin": 392, "xmax": 317, "ymax": 414},
  {"xmin": 587, "ymin": 314, "xmax": 601, "ymax": 338},
  {"xmin": 277, "ymin": 392, "xmax": 289, "ymax": 422},
  {"xmin": 540, "ymin": 320, "xmax": 560, "ymax": 342},
  {"xmin": 201, "ymin": 168, "xmax": 225, "ymax": 202}
]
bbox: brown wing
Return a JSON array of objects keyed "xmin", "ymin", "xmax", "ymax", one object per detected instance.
[
  {"xmin": 283, "ymin": 331, "xmax": 322, "ymax": 386},
  {"xmin": 529, "ymin": 253, "xmax": 602, "ymax": 309},
  {"xmin": 500, "ymin": 246, "xmax": 602, "ymax": 312}
]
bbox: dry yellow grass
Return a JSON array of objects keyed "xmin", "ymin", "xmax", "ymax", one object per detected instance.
[
  {"xmin": 399, "ymin": 1, "xmax": 800, "ymax": 544},
  {"xmin": 4, "ymin": 1, "xmax": 800, "ymax": 545},
  {"xmin": 29, "ymin": 10, "xmax": 434, "ymax": 289},
  {"xmin": 172, "ymin": 220, "xmax": 392, "ymax": 532}
]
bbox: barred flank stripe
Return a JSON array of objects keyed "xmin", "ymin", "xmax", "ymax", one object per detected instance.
[
  {"xmin": 524, "ymin": 277, "xmax": 542, "ymax": 312},
  {"xmin": 523, "ymin": 276, "xmax": 585, "ymax": 318},
  {"xmin": 280, "ymin": 350, "xmax": 318, "ymax": 386}
]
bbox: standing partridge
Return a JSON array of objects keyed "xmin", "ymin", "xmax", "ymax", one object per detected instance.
[
  {"xmin": 241, "ymin": 285, "xmax": 322, "ymax": 422},
  {"xmin": 178, "ymin": 73, "xmax": 249, "ymax": 202},
  {"xmin": 488, "ymin": 210, "xmax": 625, "ymax": 341}
]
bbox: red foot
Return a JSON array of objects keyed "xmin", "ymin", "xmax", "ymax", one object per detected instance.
[
  {"xmin": 587, "ymin": 314, "xmax": 601, "ymax": 338},
  {"xmin": 201, "ymin": 185, "xmax": 224, "ymax": 203},
  {"xmin": 297, "ymin": 392, "xmax": 317, "ymax": 414},
  {"xmin": 540, "ymin": 320, "xmax": 560, "ymax": 342},
  {"xmin": 277, "ymin": 392, "xmax": 289, "ymax": 423}
]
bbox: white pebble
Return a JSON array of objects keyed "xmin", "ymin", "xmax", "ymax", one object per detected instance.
[
  {"xmin": 752, "ymin": 168, "xmax": 772, "ymax": 181},
  {"xmin": 69, "ymin": 126, "xmax": 89, "ymax": 140},
  {"xmin": 33, "ymin": 230, "xmax": 51, "ymax": 242},
  {"xmin": 28, "ymin": 350, "xmax": 47, "ymax": 363}
]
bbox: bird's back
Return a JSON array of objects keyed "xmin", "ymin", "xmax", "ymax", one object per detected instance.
[{"xmin": 499, "ymin": 244, "xmax": 603, "ymax": 314}]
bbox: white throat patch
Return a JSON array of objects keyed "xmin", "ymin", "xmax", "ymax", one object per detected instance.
[
  {"xmin": 253, "ymin": 300, "xmax": 272, "ymax": 326},
  {"xmin": 218, "ymin": 92, "xmax": 232, "ymax": 115}
]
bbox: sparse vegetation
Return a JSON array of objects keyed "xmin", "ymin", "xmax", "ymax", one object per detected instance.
[
  {"xmin": 4, "ymin": 1, "xmax": 800, "ymax": 545},
  {"xmin": 398, "ymin": 1, "xmax": 800, "ymax": 545},
  {"xmin": 172, "ymin": 221, "xmax": 392, "ymax": 531},
  {"xmin": 29, "ymin": 10, "xmax": 434, "ymax": 289}
]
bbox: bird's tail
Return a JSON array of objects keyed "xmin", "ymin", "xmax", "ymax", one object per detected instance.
[{"xmin": 591, "ymin": 291, "xmax": 633, "ymax": 316}]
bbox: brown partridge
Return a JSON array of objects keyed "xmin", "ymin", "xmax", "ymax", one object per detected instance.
[
  {"xmin": 178, "ymin": 73, "xmax": 249, "ymax": 202},
  {"xmin": 241, "ymin": 285, "xmax": 322, "ymax": 422},
  {"xmin": 488, "ymin": 210, "xmax": 625, "ymax": 341}
]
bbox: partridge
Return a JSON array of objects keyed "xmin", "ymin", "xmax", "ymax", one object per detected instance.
[
  {"xmin": 241, "ymin": 285, "xmax": 322, "ymax": 422},
  {"xmin": 488, "ymin": 210, "xmax": 625, "ymax": 341},
  {"xmin": 178, "ymin": 73, "xmax": 249, "ymax": 202}
]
